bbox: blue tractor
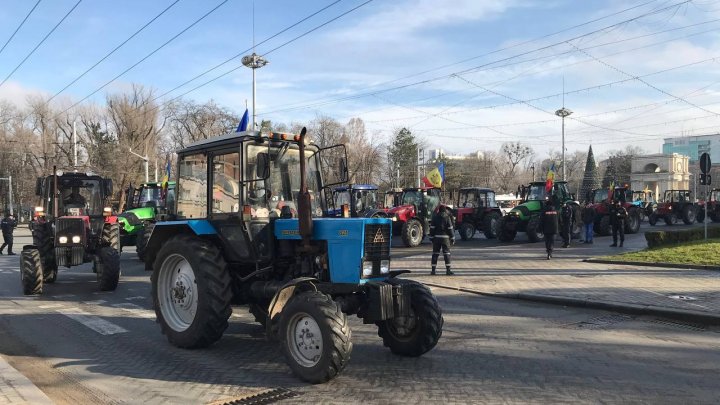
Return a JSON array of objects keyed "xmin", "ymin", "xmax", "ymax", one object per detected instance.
[
  {"xmin": 326, "ymin": 184, "xmax": 388, "ymax": 218},
  {"xmin": 144, "ymin": 128, "xmax": 443, "ymax": 383}
]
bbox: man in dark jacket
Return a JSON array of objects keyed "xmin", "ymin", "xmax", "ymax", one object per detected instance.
[
  {"xmin": 429, "ymin": 205, "xmax": 455, "ymax": 275},
  {"xmin": 541, "ymin": 199, "xmax": 559, "ymax": 259},
  {"xmin": 0, "ymin": 211, "xmax": 18, "ymax": 255},
  {"xmin": 582, "ymin": 203, "xmax": 596, "ymax": 244},
  {"xmin": 609, "ymin": 200, "xmax": 628, "ymax": 247},
  {"xmin": 560, "ymin": 202, "xmax": 573, "ymax": 248}
]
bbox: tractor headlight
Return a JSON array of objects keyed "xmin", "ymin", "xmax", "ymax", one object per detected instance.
[
  {"xmin": 391, "ymin": 216, "xmax": 397, "ymax": 221},
  {"xmin": 362, "ymin": 261, "xmax": 373, "ymax": 277},
  {"xmin": 58, "ymin": 236, "xmax": 68, "ymax": 244},
  {"xmin": 72, "ymin": 236, "xmax": 81, "ymax": 243},
  {"xmin": 380, "ymin": 260, "xmax": 390, "ymax": 274}
]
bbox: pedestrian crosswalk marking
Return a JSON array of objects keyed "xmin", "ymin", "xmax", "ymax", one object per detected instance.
[
  {"xmin": 58, "ymin": 307, "xmax": 128, "ymax": 335},
  {"xmin": 111, "ymin": 303, "xmax": 156, "ymax": 320},
  {"xmin": 38, "ymin": 304, "xmax": 64, "ymax": 309}
]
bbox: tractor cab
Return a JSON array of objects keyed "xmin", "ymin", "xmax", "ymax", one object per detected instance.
[
  {"xmin": 328, "ymin": 184, "xmax": 383, "ymax": 218},
  {"xmin": 387, "ymin": 187, "xmax": 441, "ymax": 247},
  {"xmin": 118, "ymin": 181, "xmax": 177, "ymax": 253},
  {"xmin": 453, "ymin": 187, "xmax": 502, "ymax": 240},
  {"xmin": 649, "ymin": 189, "xmax": 697, "ymax": 225},
  {"xmin": 127, "ymin": 181, "xmax": 177, "ymax": 211},
  {"xmin": 587, "ymin": 187, "xmax": 642, "ymax": 235}
]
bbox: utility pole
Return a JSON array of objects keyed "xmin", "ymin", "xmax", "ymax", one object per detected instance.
[
  {"xmin": 129, "ymin": 148, "xmax": 149, "ymax": 183},
  {"xmin": 242, "ymin": 53, "xmax": 269, "ymax": 131},
  {"xmin": 73, "ymin": 120, "xmax": 78, "ymax": 167}
]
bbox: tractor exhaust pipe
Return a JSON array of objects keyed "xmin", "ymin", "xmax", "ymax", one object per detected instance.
[
  {"xmin": 53, "ymin": 165, "xmax": 58, "ymax": 219},
  {"xmin": 297, "ymin": 127, "xmax": 313, "ymax": 250}
]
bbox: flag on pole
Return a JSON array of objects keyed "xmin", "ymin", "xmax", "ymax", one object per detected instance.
[
  {"xmin": 162, "ymin": 159, "xmax": 171, "ymax": 183},
  {"xmin": 608, "ymin": 180, "xmax": 615, "ymax": 202},
  {"xmin": 422, "ymin": 163, "xmax": 445, "ymax": 188},
  {"xmin": 236, "ymin": 108, "xmax": 249, "ymax": 132},
  {"xmin": 545, "ymin": 163, "xmax": 556, "ymax": 193}
]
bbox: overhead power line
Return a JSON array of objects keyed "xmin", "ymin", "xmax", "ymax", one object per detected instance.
[
  {"xmin": 47, "ymin": 0, "xmax": 181, "ymax": 103},
  {"xmin": 0, "ymin": 0, "xmax": 81, "ymax": 89},
  {"xmin": 0, "ymin": 0, "xmax": 42, "ymax": 57}
]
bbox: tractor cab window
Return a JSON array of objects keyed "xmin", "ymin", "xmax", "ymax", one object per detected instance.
[
  {"xmin": 177, "ymin": 154, "xmax": 208, "ymax": 219},
  {"xmin": 593, "ymin": 189, "xmax": 609, "ymax": 203},
  {"xmin": 460, "ymin": 191, "xmax": 478, "ymax": 208},
  {"xmin": 359, "ymin": 190, "xmax": 377, "ymax": 211},
  {"xmin": 333, "ymin": 189, "xmax": 350, "ymax": 209},
  {"xmin": 246, "ymin": 143, "xmax": 323, "ymax": 219},
  {"xmin": 526, "ymin": 184, "xmax": 547, "ymax": 201},
  {"xmin": 51, "ymin": 178, "xmax": 104, "ymax": 216},
  {"xmin": 401, "ymin": 190, "xmax": 422, "ymax": 206},
  {"xmin": 212, "ymin": 152, "xmax": 240, "ymax": 214},
  {"xmin": 138, "ymin": 186, "xmax": 162, "ymax": 207},
  {"xmin": 486, "ymin": 192, "xmax": 496, "ymax": 207}
]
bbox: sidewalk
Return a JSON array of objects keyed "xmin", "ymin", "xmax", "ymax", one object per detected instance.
[{"xmin": 397, "ymin": 235, "xmax": 720, "ymax": 324}]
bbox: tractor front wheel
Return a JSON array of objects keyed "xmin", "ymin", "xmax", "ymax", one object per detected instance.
[
  {"xmin": 401, "ymin": 219, "xmax": 424, "ymax": 247},
  {"xmin": 526, "ymin": 217, "xmax": 543, "ymax": 243},
  {"xmin": 20, "ymin": 248, "xmax": 43, "ymax": 295},
  {"xmin": 376, "ymin": 278, "xmax": 443, "ymax": 357},
  {"xmin": 498, "ymin": 217, "xmax": 516, "ymax": 242},
  {"xmin": 137, "ymin": 222, "xmax": 155, "ymax": 263},
  {"xmin": 625, "ymin": 209, "xmax": 641, "ymax": 234},
  {"xmin": 681, "ymin": 205, "xmax": 696, "ymax": 224},
  {"xmin": 483, "ymin": 212, "xmax": 501, "ymax": 239},
  {"xmin": 102, "ymin": 223, "xmax": 120, "ymax": 252},
  {"xmin": 33, "ymin": 223, "xmax": 56, "ymax": 281},
  {"xmin": 459, "ymin": 222, "xmax": 474, "ymax": 241},
  {"xmin": 665, "ymin": 213, "xmax": 678, "ymax": 226},
  {"xmin": 697, "ymin": 209, "xmax": 705, "ymax": 223},
  {"xmin": 279, "ymin": 291, "xmax": 352, "ymax": 384},
  {"xmin": 97, "ymin": 247, "xmax": 120, "ymax": 291},
  {"xmin": 152, "ymin": 234, "xmax": 232, "ymax": 348},
  {"xmin": 648, "ymin": 213, "xmax": 658, "ymax": 226},
  {"xmin": 597, "ymin": 216, "xmax": 611, "ymax": 235}
]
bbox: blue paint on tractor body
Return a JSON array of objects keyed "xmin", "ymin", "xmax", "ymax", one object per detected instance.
[{"xmin": 156, "ymin": 220, "xmax": 217, "ymax": 235}]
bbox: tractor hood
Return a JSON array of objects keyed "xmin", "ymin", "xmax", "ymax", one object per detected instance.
[
  {"xmin": 387, "ymin": 204, "xmax": 415, "ymax": 222},
  {"xmin": 117, "ymin": 206, "xmax": 156, "ymax": 231},
  {"xmin": 506, "ymin": 200, "xmax": 543, "ymax": 220}
]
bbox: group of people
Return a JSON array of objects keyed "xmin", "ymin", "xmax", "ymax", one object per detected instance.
[{"xmin": 541, "ymin": 199, "xmax": 628, "ymax": 259}]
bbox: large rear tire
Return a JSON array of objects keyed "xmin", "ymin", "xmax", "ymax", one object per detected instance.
[
  {"xmin": 459, "ymin": 222, "xmax": 474, "ymax": 241},
  {"xmin": 401, "ymin": 218, "xmax": 424, "ymax": 247},
  {"xmin": 96, "ymin": 247, "xmax": 120, "ymax": 291},
  {"xmin": 32, "ymin": 223, "xmax": 56, "ymax": 281},
  {"xmin": 136, "ymin": 222, "xmax": 155, "ymax": 263},
  {"xmin": 526, "ymin": 216, "xmax": 543, "ymax": 243},
  {"xmin": 665, "ymin": 213, "xmax": 677, "ymax": 226},
  {"xmin": 696, "ymin": 208, "xmax": 705, "ymax": 223},
  {"xmin": 681, "ymin": 205, "xmax": 696, "ymax": 225},
  {"xmin": 152, "ymin": 234, "xmax": 232, "ymax": 348},
  {"xmin": 596, "ymin": 216, "xmax": 611, "ymax": 235},
  {"xmin": 625, "ymin": 209, "xmax": 641, "ymax": 234},
  {"xmin": 376, "ymin": 278, "xmax": 443, "ymax": 357},
  {"xmin": 648, "ymin": 213, "xmax": 658, "ymax": 226},
  {"xmin": 102, "ymin": 223, "xmax": 120, "ymax": 252},
  {"xmin": 20, "ymin": 248, "xmax": 43, "ymax": 295},
  {"xmin": 482, "ymin": 212, "xmax": 501, "ymax": 239},
  {"xmin": 279, "ymin": 291, "xmax": 352, "ymax": 384}
]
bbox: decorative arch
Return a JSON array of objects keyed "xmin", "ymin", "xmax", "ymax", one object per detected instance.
[{"xmin": 643, "ymin": 163, "xmax": 660, "ymax": 173}]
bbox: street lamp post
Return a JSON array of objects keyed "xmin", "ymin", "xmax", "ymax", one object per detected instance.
[
  {"xmin": 555, "ymin": 107, "xmax": 573, "ymax": 181},
  {"xmin": 128, "ymin": 148, "xmax": 149, "ymax": 183},
  {"xmin": 242, "ymin": 53, "xmax": 269, "ymax": 131},
  {"xmin": 530, "ymin": 164, "xmax": 535, "ymax": 181}
]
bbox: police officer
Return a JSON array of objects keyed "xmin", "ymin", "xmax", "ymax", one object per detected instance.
[
  {"xmin": 560, "ymin": 202, "xmax": 573, "ymax": 248},
  {"xmin": 429, "ymin": 205, "xmax": 455, "ymax": 275},
  {"xmin": 609, "ymin": 200, "xmax": 628, "ymax": 247},
  {"xmin": 0, "ymin": 211, "xmax": 18, "ymax": 255},
  {"xmin": 541, "ymin": 198, "xmax": 559, "ymax": 259}
]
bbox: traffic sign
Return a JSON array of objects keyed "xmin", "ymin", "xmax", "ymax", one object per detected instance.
[{"xmin": 700, "ymin": 152, "xmax": 711, "ymax": 174}]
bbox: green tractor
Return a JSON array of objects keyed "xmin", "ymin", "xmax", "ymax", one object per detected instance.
[
  {"xmin": 117, "ymin": 181, "xmax": 175, "ymax": 260},
  {"xmin": 498, "ymin": 181, "xmax": 581, "ymax": 242}
]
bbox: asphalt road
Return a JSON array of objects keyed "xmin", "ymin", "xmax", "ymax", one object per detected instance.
[{"xmin": 1, "ymin": 228, "xmax": 719, "ymax": 404}]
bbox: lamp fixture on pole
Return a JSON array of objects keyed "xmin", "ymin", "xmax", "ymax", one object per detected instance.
[
  {"xmin": 242, "ymin": 53, "xmax": 269, "ymax": 131},
  {"xmin": 555, "ymin": 107, "xmax": 573, "ymax": 180}
]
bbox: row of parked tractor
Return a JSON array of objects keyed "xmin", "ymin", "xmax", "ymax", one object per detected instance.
[
  {"xmin": 18, "ymin": 128, "xmax": 444, "ymax": 384},
  {"xmin": 324, "ymin": 182, "xmax": 720, "ymax": 247}
]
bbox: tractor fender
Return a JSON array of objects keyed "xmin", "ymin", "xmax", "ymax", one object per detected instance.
[
  {"xmin": 143, "ymin": 220, "xmax": 218, "ymax": 271},
  {"xmin": 265, "ymin": 277, "xmax": 318, "ymax": 338}
]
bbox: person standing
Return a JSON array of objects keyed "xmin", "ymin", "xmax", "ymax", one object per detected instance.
[
  {"xmin": 541, "ymin": 198, "xmax": 559, "ymax": 260},
  {"xmin": 582, "ymin": 203, "xmax": 596, "ymax": 244},
  {"xmin": 560, "ymin": 202, "xmax": 573, "ymax": 248},
  {"xmin": 0, "ymin": 211, "xmax": 18, "ymax": 255},
  {"xmin": 429, "ymin": 205, "xmax": 455, "ymax": 275},
  {"xmin": 609, "ymin": 200, "xmax": 627, "ymax": 247}
]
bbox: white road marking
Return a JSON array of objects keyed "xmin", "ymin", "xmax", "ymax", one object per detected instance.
[
  {"xmin": 124, "ymin": 296, "xmax": 146, "ymax": 301},
  {"xmin": 38, "ymin": 304, "xmax": 65, "ymax": 309},
  {"xmin": 81, "ymin": 300, "xmax": 107, "ymax": 305},
  {"xmin": 0, "ymin": 354, "xmax": 55, "ymax": 404},
  {"xmin": 111, "ymin": 303, "xmax": 156, "ymax": 320},
  {"xmin": 57, "ymin": 307, "xmax": 128, "ymax": 335},
  {"xmin": 51, "ymin": 294, "xmax": 76, "ymax": 298}
]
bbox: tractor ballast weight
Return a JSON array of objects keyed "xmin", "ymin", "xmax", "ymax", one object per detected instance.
[
  {"xmin": 498, "ymin": 181, "xmax": 581, "ymax": 243},
  {"xmin": 21, "ymin": 169, "xmax": 121, "ymax": 295},
  {"xmin": 387, "ymin": 187, "xmax": 441, "ymax": 247},
  {"xmin": 648, "ymin": 189, "xmax": 698, "ymax": 226},
  {"xmin": 587, "ymin": 187, "xmax": 641, "ymax": 235},
  {"xmin": 144, "ymin": 129, "xmax": 443, "ymax": 383},
  {"xmin": 452, "ymin": 187, "xmax": 502, "ymax": 240}
]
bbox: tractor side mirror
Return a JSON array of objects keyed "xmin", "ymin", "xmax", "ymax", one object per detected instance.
[
  {"xmin": 35, "ymin": 177, "xmax": 44, "ymax": 196},
  {"xmin": 339, "ymin": 158, "xmax": 349, "ymax": 183},
  {"xmin": 256, "ymin": 152, "xmax": 270, "ymax": 179},
  {"xmin": 103, "ymin": 179, "xmax": 113, "ymax": 197}
]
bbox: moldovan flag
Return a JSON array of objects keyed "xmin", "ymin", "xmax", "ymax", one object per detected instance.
[
  {"xmin": 545, "ymin": 163, "xmax": 556, "ymax": 193},
  {"xmin": 422, "ymin": 163, "xmax": 445, "ymax": 188},
  {"xmin": 608, "ymin": 180, "xmax": 615, "ymax": 201}
]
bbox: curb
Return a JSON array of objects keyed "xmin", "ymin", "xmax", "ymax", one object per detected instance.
[
  {"xmin": 585, "ymin": 258, "xmax": 720, "ymax": 271},
  {"xmin": 422, "ymin": 282, "xmax": 720, "ymax": 326}
]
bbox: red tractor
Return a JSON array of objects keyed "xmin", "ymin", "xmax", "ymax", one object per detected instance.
[
  {"xmin": 587, "ymin": 187, "xmax": 641, "ymax": 235},
  {"xmin": 453, "ymin": 187, "xmax": 503, "ymax": 240},
  {"xmin": 697, "ymin": 188, "xmax": 720, "ymax": 223},
  {"xmin": 387, "ymin": 187, "xmax": 441, "ymax": 247},
  {"xmin": 21, "ymin": 170, "xmax": 121, "ymax": 295},
  {"xmin": 648, "ymin": 189, "xmax": 697, "ymax": 226}
]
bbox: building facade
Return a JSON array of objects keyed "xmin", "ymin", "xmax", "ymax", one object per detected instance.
[
  {"xmin": 630, "ymin": 153, "xmax": 690, "ymax": 201},
  {"xmin": 662, "ymin": 134, "xmax": 720, "ymax": 163}
]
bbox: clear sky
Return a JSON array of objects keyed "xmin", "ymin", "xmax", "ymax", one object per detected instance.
[{"xmin": 1, "ymin": 0, "xmax": 719, "ymax": 160}]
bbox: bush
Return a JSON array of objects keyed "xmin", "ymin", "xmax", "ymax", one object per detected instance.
[{"xmin": 645, "ymin": 227, "xmax": 720, "ymax": 248}]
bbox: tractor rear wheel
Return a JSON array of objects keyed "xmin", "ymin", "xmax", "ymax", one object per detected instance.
[
  {"xmin": 137, "ymin": 222, "xmax": 155, "ymax": 263},
  {"xmin": 597, "ymin": 216, "xmax": 611, "ymax": 235},
  {"xmin": 97, "ymin": 247, "xmax": 120, "ymax": 291},
  {"xmin": 482, "ymin": 212, "xmax": 501, "ymax": 239},
  {"xmin": 665, "ymin": 213, "xmax": 677, "ymax": 225},
  {"xmin": 152, "ymin": 234, "xmax": 232, "ymax": 348},
  {"xmin": 279, "ymin": 291, "xmax": 351, "ymax": 384},
  {"xmin": 32, "ymin": 223, "xmax": 56, "ymax": 281},
  {"xmin": 376, "ymin": 278, "xmax": 443, "ymax": 357},
  {"xmin": 102, "ymin": 223, "xmax": 120, "ymax": 252},
  {"xmin": 681, "ymin": 205, "xmax": 696, "ymax": 224},
  {"xmin": 401, "ymin": 219, "xmax": 424, "ymax": 247},
  {"xmin": 526, "ymin": 217, "xmax": 543, "ymax": 243},
  {"xmin": 459, "ymin": 222, "xmax": 474, "ymax": 241},
  {"xmin": 696, "ymin": 209, "xmax": 705, "ymax": 223},
  {"xmin": 20, "ymin": 248, "xmax": 43, "ymax": 295},
  {"xmin": 498, "ymin": 217, "xmax": 516, "ymax": 242},
  {"xmin": 648, "ymin": 213, "xmax": 658, "ymax": 226},
  {"xmin": 625, "ymin": 209, "xmax": 641, "ymax": 234}
]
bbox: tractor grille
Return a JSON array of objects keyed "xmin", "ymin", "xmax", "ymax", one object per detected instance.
[
  {"xmin": 364, "ymin": 223, "xmax": 391, "ymax": 261},
  {"xmin": 56, "ymin": 217, "xmax": 85, "ymax": 238}
]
